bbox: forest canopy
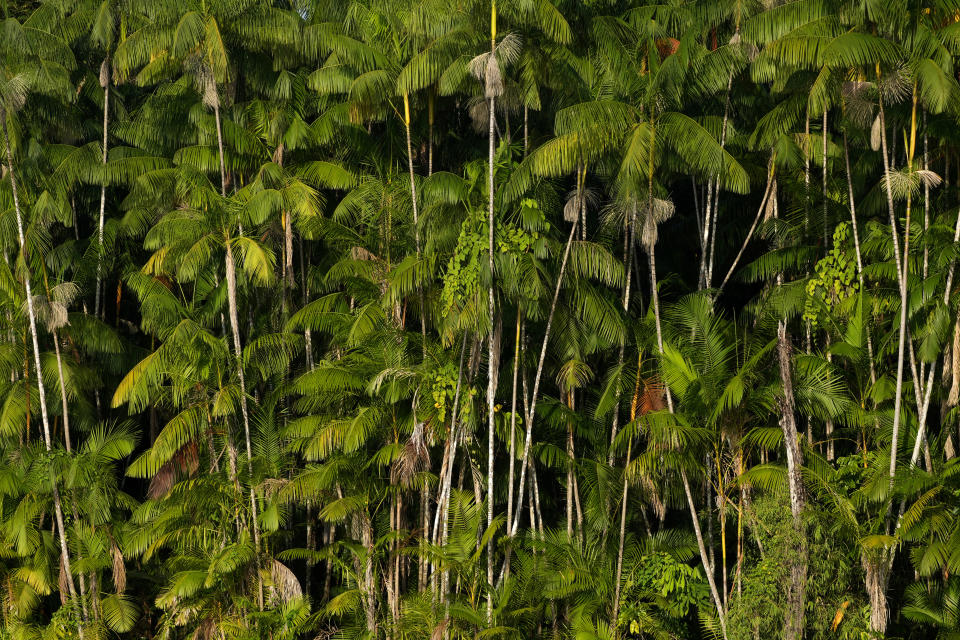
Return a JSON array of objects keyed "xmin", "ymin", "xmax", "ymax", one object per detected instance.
[{"xmin": 1, "ymin": 0, "xmax": 959, "ymax": 638}]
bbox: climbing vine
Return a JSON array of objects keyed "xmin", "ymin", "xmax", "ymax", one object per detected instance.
[{"xmin": 804, "ymin": 222, "xmax": 859, "ymax": 327}]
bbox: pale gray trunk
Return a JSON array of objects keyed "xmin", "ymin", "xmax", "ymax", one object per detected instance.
[
  {"xmin": 506, "ymin": 314, "xmax": 522, "ymax": 534},
  {"xmin": 877, "ymin": 100, "xmax": 908, "ymax": 500},
  {"xmin": 904, "ymin": 138, "xmax": 960, "ymax": 470},
  {"xmin": 681, "ymin": 468, "xmax": 727, "ymax": 639},
  {"xmin": 651, "ymin": 209, "xmax": 725, "ymax": 635},
  {"xmin": 361, "ymin": 514, "xmax": 378, "ymax": 635},
  {"xmin": 224, "ymin": 240, "xmax": 262, "ymax": 612},
  {"xmin": 705, "ymin": 66, "xmax": 735, "ymax": 289},
  {"xmin": 822, "ymin": 109, "xmax": 829, "ymax": 248},
  {"xmin": 404, "ymin": 101, "xmax": 432, "ymax": 597},
  {"xmin": 842, "ymin": 129, "xmax": 878, "ymax": 388},
  {"xmin": 431, "ymin": 337, "xmax": 468, "ymax": 606},
  {"xmin": 608, "ymin": 204, "xmax": 637, "ymax": 465},
  {"xmin": 214, "ymin": 101, "xmax": 228, "ymax": 198},
  {"xmin": 485, "ymin": 81, "xmax": 497, "ymax": 625},
  {"xmin": 648, "ymin": 245, "xmax": 665, "ymax": 366},
  {"xmin": 717, "ymin": 160, "xmax": 775, "ymax": 295},
  {"xmin": 863, "ymin": 551, "xmax": 891, "ymax": 635},
  {"xmin": 3, "ymin": 113, "xmax": 84, "ymax": 637},
  {"xmin": 698, "ymin": 177, "xmax": 714, "ymax": 289},
  {"xmin": 52, "ymin": 330, "xmax": 72, "ymax": 453},
  {"xmin": 95, "ymin": 58, "xmax": 110, "ymax": 320},
  {"xmin": 776, "ymin": 322, "xmax": 808, "ymax": 640},
  {"xmin": 612, "ymin": 439, "xmax": 632, "ymax": 629},
  {"xmin": 510, "ymin": 216, "xmax": 579, "ymax": 535}
]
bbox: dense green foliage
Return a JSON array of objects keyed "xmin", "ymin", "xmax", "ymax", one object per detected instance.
[{"xmin": 2, "ymin": 0, "xmax": 960, "ymax": 638}]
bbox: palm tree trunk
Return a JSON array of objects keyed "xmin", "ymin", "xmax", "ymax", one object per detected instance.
[
  {"xmin": 428, "ymin": 90, "xmax": 435, "ymax": 176},
  {"xmin": 523, "ymin": 104, "xmax": 529, "ymax": 157},
  {"xmin": 612, "ymin": 352, "xmax": 643, "ymax": 628},
  {"xmin": 877, "ymin": 95, "xmax": 909, "ymax": 508},
  {"xmin": 52, "ymin": 329, "xmax": 72, "ymax": 453},
  {"xmin": 3, "ymin": 112, "xmax": 84, "ymax": 638},
  {"xmin": 506, "ymin": 312, "xmax": 521, "ymax": 535},
  {"xmin": 681, "ymin": 468, "xmax": 727, "ymax": 639},
  {"xmin": 53, "ymin": 331, "xmax": 93, "ymax": 623},
  {"xmin": 300, "ymin": 237, "xmax": 314, "ymax": 370},
  {"xmin": 485, "ymin": 47, "xmax": 497, "ymax": 623},
  {"xmin": 431, "ymin": 336, "xmax": 467, "ymax": 598},
  {"xmin": 509, "ymin": 216, "xmax": 579, "ymax": 536},
  {"xmin": 776, "ymin": 322, "xmax": 808, "ymax": 640},
  {"xmin": 612, "ymin": 438, "xmax": 632, "ymax": 630},
  {"xmin": 565, "ymin": 392, "xmax": 574, "ymax": 540},
  {"xmin": 889, "ymin": 206, "xmax": 960, "ymax": 537},
  {"xmin": 648, "ymin": 246, "xmax": 665, "ymax": 367},
  {"xmin": 863, "ymin": 550, "xmax": 891, "ymax": 635},
  {"xmin": 224, "ymin": 239, "xmax": 263, "ymax": 611},
  {"xmin": 647, "ymin": 173, "xmax": 725, "ymax": 634},
  {"xmin": 923, "ymin": 121, "xmax": 929, "ymax": 282},
  {"xmin": 705, "ymin": 65, "xmax": 735, "ymax": 289},
  {"xmin": 608, "ymin": 204, "xmax": 637, "ymax": 465},
  {"xmin": 822, "ymin": 108, "xmax": 829, "ymax": 249},
  {"xmin": 361, "ymin": 513, "xmax": 378, "ymax": 636},
  {"xmin": 698, "ymin": 177, "xmax": 714, "ymax": 289},
  {"xmin": 95, "ymin": 57, "xmax": 110, "ymax": 320},
  {"xmin": 842, "ymin": 128, "xmax": 878, "ymax": 388},
  {"xmin": 403, "ymin": 94, "xmax": 432, "ymax": 599},
  {"xmin": 717, "ymin": 158, "xmax": 775, "ymax": 295},
  {"xmin": 601, "ymin": 203, "xmax": 638, "ymax": 553},
  {"xmin": 214, "ymin": 101, "xmax": 228, "ymax": 198}
]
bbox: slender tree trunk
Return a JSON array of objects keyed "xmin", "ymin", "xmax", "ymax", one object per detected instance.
[
  {"xmin": 523, "ymin": 104, "xmax": 529, "ymax": 157},
  {"xmin": 300, "ymin": 236, "xmax": 314, "ymax": 370},
  {"xmin": 822, "ymin": 108, "xmax": 829, "ymax": 248},
  {"xmin": 95, "ymin": 58, "xmax": 110, "ymax": 320},
  {"xmin": 717, "ymin": 158, "xmax": 775, "ymax": 295},
  {"xmin": 612, "ymin": 352, "xmax": 642, "ymax": 629},
  {"xmin": 428, "ymin": 90, "xmax": 435, "ymax": 176},
  {"xmin": 612, "ymin": 438, "xmax": 632, "ymax": 631},
  {"xmin": 888, "ymin": 205, "xmax": 960, "ymax": 545},
  {"xmin": 648, "ymin": 246, "xmax": 665, "ymax": 365},
  {"xmin": 361, "ymin": 513, "xmax": 378, "ymax": 636},
  {"xmin": 608, "ymin": 203, "xmax": 637, "ymax": 465},
  {"xmin": 51, "ymin": 330, "xmax": 72, "ymax": 453},
  {"xmin": 681, "ymin": 469, "xmax": 727, "ymax": 639},
  {"xmin": 403, "ymin": 93, "xmax": 426, "ymax": 341},
  {"xmin": 878, "ymin": 95, "xmax": 910, "ymax": 509},
  {"xmin": 705, "ymin": 65, "xmax": 735, "ymax": 289},
  {"xmin": 858, "ymin": 101, "xmax": 909, "ymax": 628},
  {"xmin": 707, "ymin": 456, "xmax": 715, "ymax": 583},
  {"xmin": 403, "ymin": 94, "xmax": 432, "ymax": 600},
  {"xmin": 485, "ymin": 14, "xmax": 498, "ymax": 620},
  {"xmin": 842, "ymin": 128, "xmax": 878, "ymax": 388},
  {"xmin": 923, "ymin": 119, "xmax": 929, "ymax": 283},
  {"xmin": 506, "ymin": 313, "xmax": 521, "ymax": 535},
  {"xmin": 736, "ymin": 450, "xmax": 744, "ymax": 599},
  {"xmin": 776, "ymin": 322, "xmax": 808, "ymax": 640},
  {"xmin": 431, "ymin": 336, "xmax": 468, "ymax": 606},
  {"xmin": 3, "ymin": 113, "xmax": 84, "ymax": 638},
  {"xmin": 601, "ymin": 202, "xmax": 637, "ymax": 553},
  {"xmin": 565, "ymin": 391, "xmax": 574, "ymax": 540},
  {"xmin": 509, "ymin": 216, "xmax": 579, "ymax": 535},
  {"xmin": 698, "ymin": 177, "xmax": 714, "ymax": 289},
  {"xmin": 214, "ymin": 100, "xmax": 228, "ymax": 198},
  {"xmin": 224, "ymin": 240, "xmax": 263, "ymax": 611},
  {"xmin": 649, "ymin": 205, "xmax": 726, "ymax": 638},
  {"xmin": 718, "ymin": 451, "xmax": 728, "ymax": 610}
]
